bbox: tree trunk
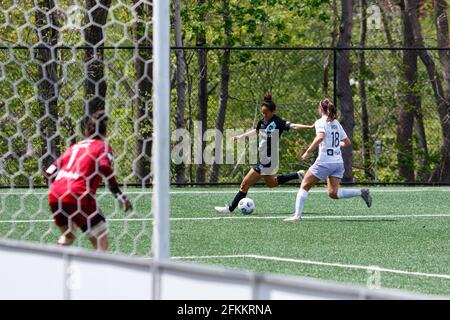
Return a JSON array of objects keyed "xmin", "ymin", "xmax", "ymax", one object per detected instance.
[
  {"xmin": 432, "ymin": 0, "xmax": 450, "ymax": 182},
  {"xmin": 211, "ymin": 0, "xmax": 232, "ymax": 183},
  {"xmin": 397, "ymin": 1, "xmax": 417, "ymax": 182},
  {"xmin": 414, "ymin": 106, "xmax": 430, "ymax": 181},
  {"xmin": 336, "ymin": 0, "xmax": 354, "ymax": 182},
  {"xmin": 174, "ymin": 0, "xmax": 187, "ymax": 184},
  {"xmin": 404, "ymin": 0, "xmax": 450, "ymax": 182},
  {"xmin": 378, "ymin": 0, "xmax": 395, "ymax": 47},
  {"xmin": 396, "ymin": 90, "xmax": 416, "ymax": 182},
  {"xmin": 359, "ymin": 0, "xmax": 372, "ymax": 179},
  {"xmin": 435, "ymin": 0, "xmax": 450, "ymax": 98},
  {"xmin": 323, "ymin": 0, "xmax": 338, "ymax": 96},
  {"xmin": 378, "ymin": 0, "xmax": 402, "ymax": 62},
  {"xmin": 36, "ymin": 0, "xmax": 60, "ymax": 170},
  {"xmin": 83, "ymin": 0, "xmax": 111, "ymax": 116},
  {"xmin": 196, "ymin": 0, "xmax": 208, "ymax": 183},
  {"xmin": 385, "ymin": 1, "xmax": 427, "ymax": 181},
  {"xmin": 133, "ymin": 0, "xmax": 152, "ymax": 185}
]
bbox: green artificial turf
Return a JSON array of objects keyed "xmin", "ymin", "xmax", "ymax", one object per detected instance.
[{"xmin": 0, "ymin": 186, "xmax": 449, "ymax": 296}]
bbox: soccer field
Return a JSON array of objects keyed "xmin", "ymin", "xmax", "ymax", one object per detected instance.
[{"xmin": 1, "ymin": 186, "xmax": 449, "ymax": 297}]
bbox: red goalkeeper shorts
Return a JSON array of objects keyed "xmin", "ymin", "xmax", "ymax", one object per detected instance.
[{"xmin": 48, "ymin": 194, "xmax": 105, "ymax": 233}]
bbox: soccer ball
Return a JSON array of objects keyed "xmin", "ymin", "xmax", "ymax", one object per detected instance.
[{"xmin": 238, "ymin": 198, "xmax": 255, "ymax": 214}]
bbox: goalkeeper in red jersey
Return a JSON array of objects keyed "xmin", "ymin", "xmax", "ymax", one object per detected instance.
[{"xmin": 45, "ymin": 111, "xmax": 132, "ymax": 251}]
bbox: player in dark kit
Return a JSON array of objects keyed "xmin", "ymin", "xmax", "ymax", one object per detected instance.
[
  {"xmin": 215, "ymin": 94, "xmax": 314, "ymax": 213},
  {"xmin": 45, "ymin": 111, "xmax": 132, "ymax": 251}
]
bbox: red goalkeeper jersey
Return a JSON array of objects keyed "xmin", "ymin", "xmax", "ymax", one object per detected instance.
[{"xmin": 49, "ymin": 139, "xmax": 113, "ymax": 203}]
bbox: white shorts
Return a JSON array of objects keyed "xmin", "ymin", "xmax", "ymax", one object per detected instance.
[{"xmin": 309, "ymin": 162, "xmax": 345, "ymax": 180}]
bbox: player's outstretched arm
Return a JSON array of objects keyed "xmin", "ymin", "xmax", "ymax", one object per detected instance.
[
  {"xmin": 290, "ymin": 123, "xmax": 315, "ymax": 130},
  {"xmin": 301, "ymin": 132, "xmax": 325, "ymax": 161},
  {"xmin": 231, "ymin": 129, "xmax": 257, "ymax": 141}
]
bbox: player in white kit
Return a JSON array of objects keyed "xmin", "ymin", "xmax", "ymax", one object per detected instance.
[{"xmin": 284, "ymin": 98, "xmax": 372, "ymax": 222}]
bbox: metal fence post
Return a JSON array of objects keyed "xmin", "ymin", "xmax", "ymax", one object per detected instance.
[{"xmin": 333, "ymin": 47, "xmax": 337, "ymax": 108}]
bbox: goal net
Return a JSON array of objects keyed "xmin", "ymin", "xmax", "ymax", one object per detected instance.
[{"xmin": 0, "ymin": 0, "xmax": 156, "ymax": 256}]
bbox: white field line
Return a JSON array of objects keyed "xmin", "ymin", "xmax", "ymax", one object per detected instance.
[
  {"xmin": 0, "ymin": 213, "xmax": 449, "ymax": 224},
  {"xmin": 1, "ymin": 188, "xmax": 450, "ymax": 196},
  {"xmin": 171, "ymin": 254, "xmax": 450, "ymax": 281}
]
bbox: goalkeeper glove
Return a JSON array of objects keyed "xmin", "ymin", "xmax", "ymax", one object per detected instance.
[{"xmin": 116, "ymin": 192, "xmax": 132, "ymax": 212}]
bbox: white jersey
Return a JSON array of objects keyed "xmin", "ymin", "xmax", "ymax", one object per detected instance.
[{"xmin": 314, "ymin": 115, "xmax": 348, "ymax": 164}]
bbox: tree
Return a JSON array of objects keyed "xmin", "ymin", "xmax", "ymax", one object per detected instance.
[
  {"xmin": 133, "ymin": 0, "xmax": 152, "ymax": 185},
  {"xmin": 431, "ymin": 0, "xmax": 450, "ymax": 182},
  {"xmin": 211, "ymin": 0, "xmax": 232, "ymax": 183},
  {"xmin": 404, "ymin": 0, "xmax": 450, "ymax": 182},
  {"xmin": 414, "ymin": 104, "xmax": 430, "ymax": 181},
  {"xmin": 83, "ymin": 0, "xmax": 111, "ymax": 116},
  {"xmin": 379, "ymin": 0, "xmax": 429, "ymax": 181},
  {"xmin": 435, "ymin": 0, "xmax": 450, "ymax": 99},
  {"xmin": 336, "ymin": 0, "xmax": 354, "ymax": 181},
  {"xmin": 323, "ymin": 0, "xmax": 339, "ymax": 96},
  {"xmin": 397, "ymin": 0, "xmax": 417, "ymax": 182},
  {"xmin": 174, "ymin": 0, "xmax": 187, "ymax": 183},
  {"xmin": 358, "ymin": 0, "xmax": 372, "ymax": 179},
  {"xmin": 196, "ymin": 0, "xmax": 208, "ymax": 183},
  {"xmin": 378, "ymin": 0, "xmax": 396, "ymax": 47},
  {"xmin": 35, "ymin": 0, "xmax": 60, "ymax": 171}
]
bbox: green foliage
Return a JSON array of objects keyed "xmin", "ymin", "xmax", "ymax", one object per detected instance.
[{"xmin": 0, "ymin": 0, "xmax": 447, "ymax": 185}]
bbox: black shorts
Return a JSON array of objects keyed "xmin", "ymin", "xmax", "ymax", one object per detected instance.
[{"xmin": 253, "ymin": 162, "xmax": 277, "ymax": 176}]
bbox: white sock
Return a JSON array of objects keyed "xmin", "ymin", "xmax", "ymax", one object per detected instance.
[
  {"xmin": 337, "ymin": 189, "xmax": 362, "ymax": 199},
  {"xmin": 295, "ymin": 189, "xmax": 309, "ymax": 217}
]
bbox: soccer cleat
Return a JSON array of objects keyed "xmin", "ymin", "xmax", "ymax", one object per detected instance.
[
  {"xmin": 361, "ymin": 188, "xmax": 372, "ymax": 208},
  {"xmin": 215, "ymin": 205, "xmax": 231, "ymax": 214},
  {"xmin": 57, "ymin": 235, "xmax": 75, "ymax": 246},
  {"xmin": 297, "ymin": 169, "xmax": 305, "ymax": 180},
  {"xmin": 283, "ymin": 215, "xmax": 302, "ymax": 222}
]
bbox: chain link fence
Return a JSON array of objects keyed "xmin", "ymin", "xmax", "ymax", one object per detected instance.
[
  {"xmin": 0, "ymin": 47, "xmax": 446, "ymax": 187},
  {"xmin": 172, "ymin": 47, "xmax": 445, "ymax": 185}
]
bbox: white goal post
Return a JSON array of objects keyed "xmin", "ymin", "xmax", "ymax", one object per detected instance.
[{"xmin": 152, "ymin": 0, "xmax": 171, "ymax": 260}]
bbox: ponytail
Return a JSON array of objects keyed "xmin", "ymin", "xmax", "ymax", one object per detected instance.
[
  {"xmin": 262, "ymin": 93, "xmax": 277, "ymax": 112},
  {"xmin": 320, "ymin": 98, "xmax": 336, "ymax": 122}
]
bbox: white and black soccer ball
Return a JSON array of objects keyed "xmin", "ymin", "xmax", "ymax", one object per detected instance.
[{"xmin": 238, "ymin": 198, "xmax": 255, "ymax": 214}]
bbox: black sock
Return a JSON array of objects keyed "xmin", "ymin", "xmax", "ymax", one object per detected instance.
[
  {"xmin": 230, "ymin": 191, "xmax": 247, "ymax": 212},
  {"xmin": 277, "ymin": 172, "xmax": 300, "ymax": 185}
]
